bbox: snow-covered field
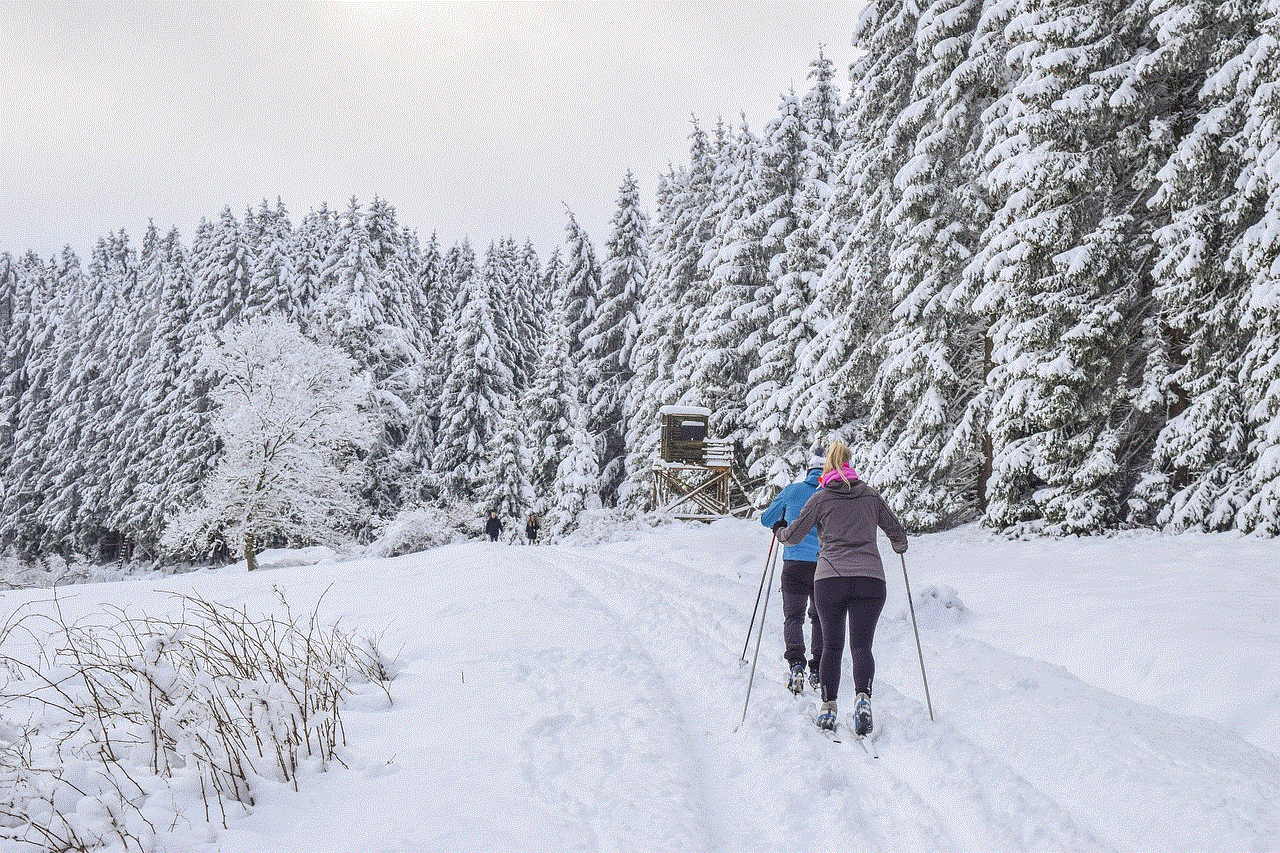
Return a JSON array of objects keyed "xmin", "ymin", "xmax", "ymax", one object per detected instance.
[{"xmin": 2, "ymin": 518, "xmax": 1277, "ymax": 852}]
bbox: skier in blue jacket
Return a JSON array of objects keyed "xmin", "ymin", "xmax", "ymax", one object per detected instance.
[{"xmin": 759, "ymin": 450, "xmax": 826, "ymax": 693}]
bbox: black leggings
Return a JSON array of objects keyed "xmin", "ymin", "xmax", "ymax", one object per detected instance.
[{"xmin": 815, "ymin": 575, "xmax": 886, "ymax": 702}]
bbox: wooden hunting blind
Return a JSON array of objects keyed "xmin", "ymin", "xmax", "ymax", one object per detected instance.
[
  {"xmin": 653, "ymin": 406, "xmax": 753, "ymax": 519},
  {"xmin": 660, "ymin": 408, "xmax": 710, "ymax": 464}
]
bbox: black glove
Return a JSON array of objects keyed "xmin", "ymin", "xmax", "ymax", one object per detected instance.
[
  {"xmin": 772, "ymin": 514, "xmax": 787, "ymax": 535},
  {"xmin": 893, "ymin": 540, "xmax": 908, "ymax": 554}
]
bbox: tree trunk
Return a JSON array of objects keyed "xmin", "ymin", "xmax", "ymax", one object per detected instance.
[
  {"xmin": 979, "ymin": 331, "xmax": 994, "ymax": 511},
  {"xmin": 245, "ymin": 531, "xmax": 258, "ymax": 572}
]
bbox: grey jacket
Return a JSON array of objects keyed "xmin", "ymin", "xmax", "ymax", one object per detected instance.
[{"xmin": 778, "ymin": 477, "xmax": 907, "ymax": 583}]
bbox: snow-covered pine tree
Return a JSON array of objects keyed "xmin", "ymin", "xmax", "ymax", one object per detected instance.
[
  {"xmin": 513, "ymin": 238, "xmax": 548, "ymax": 387},
  {"xmin": 483, "ymin": 240, "xmax": 522, "ymax": 391},
  {"xmin": 620, "ymin": 147, "xmax": 724, "ymax": 512},
  {"xmin": 419, "ymin": 241, "xmax": 476, "ymax": 495},
  {"xmin": 399, "ymin": 224, "xmax": 426, "ymax": 356},
  {"xmin": 103, "ymin": 224, "xmax": 168, "ymax": 555},
  {"xmin": 523, "ymin": 274, "xmax": 577, "ymax": 505},
  {"xmin": 0, "ymin": 252, "xmax": 13, "ymax": 343},
  {"xmin": 431, "ymin": 258, "xmax": 513, "ymax": 500},
  {"xmin": 121, "ymin": 228, "xmax": 200, "ymax": 554},
  {"xmin": 545, "ymin": 383, "xmax": 601, "ymax": 539},
  {"xmin": 309, "ymin": 198, "xmax": 421, "ymax": 523},
  {"xmin": 959, "ymin": 0, "xmax": 1164, "ymax": 533},
  {"xmin": 790, "ymin": 0, "xmax": 921, "ymax": 447},
  {"xmin": 124, "ymin": 224, "xmax": 227, "ymax": 558},
  {"xmin": 667, "ymin": 118, "xmax": 730, "ymax": 414},
  {"xmin": 683, "ymin": 115, "xmax": 767, "ymax": 445},
  {"xmin": 1239, "ymin": 259, "xmax": 1280, "ymax": 534},
  {"xmin": 485, "ymin": 403, "xmax": 530, "ymax": 525},
  {"xmin": 540, "ymin": 245, "xmax": 563, "ymax": 307},
  {"xmin": 365, "ymin": 203, "xmax": 430, "ymax": 507},
  {"xmin": 444, "ymin": 240, "xmax": 479, "ymax": 322},
  {"xmin": 518, "ymin": 240, "xmax": 552, "ymax": 364},
  {"xmin": 414, "ymin": 232, "xmax": 446, "ymax": 347},
  {"xmin": 161, "ymin": 316, "xmax": 375, "ymax": 567},
  {"xmin": 365, "ymin": 196, "xmax": 420, "ymax": 340},
  {"xmin": 292, "ymin": 204, "xmax": 339, "ymax": 334},
  {"xmin": 245, "ymin": 198, "xmax": 296, "ymax": 321},
  {"xmin": 860, "ymin": 0, "xmax": 989, "ymax": 530},
  {"xmin": 29, "ymin": 248, "xmax": 96, "ymax": 557},
  {"xmin": 402, "ymin": 232, "xmax": 444, "ymax": 499},
  {"xmin": 0, "ymin": 252, "xmax": 41, "ymax": 493},
  {"xmin": 22, "ymin": 239, "xmax": 100, "ymax": 558},
  {"xmin": 403, "ymin": 230, "xmax": 433, "ymax": 350},
  {"xmin": 1137, "ymin": 0, "xmax": 1258, "ymax": 530},
  {"xmin": 561, "ymin": 208, "xmax": 603, "ymax": 362},
  {"xmin": 0, "ymin": 251, "xmax": 19, "ymax": 543},
  {"xmin": 492, "ymin": 236, "xmax": 543, "ymax": 393},
  {"xmin": 935, "ymin": 0, "xmax": 1048, "ymax": 520},
  {"xmin": 620, "ymin": 174, "xmax": 675, "ymax": 511},
  {"xmin": 655, "ymin": 121, "xmax": 724, "ymax": 411},
  {"xmin": 192, "ymin": 207, "xmax": 253, "ymax": 332},
  {"xmin": 0, "ymin": 252, "xmax": 56, "ymax": 558},
  {"xmin": 12, "ymin": 256, "xmax": 67, "ymax": 556},
  {"xmin": 522, "ymin": 239, "xmax": 550, "ymax": 314},
  {"xmin": 74, "ymin": 231, "xmax": 139, "ymax": 558},
  {"xmin": 777, "ymin": 51, "xmax": 847, "ymax": 455},
  {"xmin": 743, "ymin": 65, "xmax": 847, "ymax": 486},
  {"xmin": 480, "ymin": 239, "xmax": 532, "ymax": 509},
  {"xmin": 558, "ymin": 209, "xmax": 607, "ymax": 503},
  {"xmin": 801, "ymin": 46, "xmax": 843, "ymax": 189},
  {"xmin": 584, "ymin": 171, "xmax": 650, "ymax": 506},
  {"xmin": 1227, "ymin": 4, "xmax": 1280, "ymax": 534},
  {"xmin": 744, "ymin": 169, "xmax": 836, "ymax": 490}
]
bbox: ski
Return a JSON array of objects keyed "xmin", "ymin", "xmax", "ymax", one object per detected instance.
[{"xmin": 854, "ymin": 734, "xmax": 879, "ymax": 759}]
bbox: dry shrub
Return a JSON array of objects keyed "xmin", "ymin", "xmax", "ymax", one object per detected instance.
[{"xmin": 0, "ymin": 589, "xmax": 393, "ymax": 851}]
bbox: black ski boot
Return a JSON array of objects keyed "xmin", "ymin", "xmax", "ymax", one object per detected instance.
[
  {"xmin": 787, "ymin": 663, "xmax": 806, "ymax": 694},
  {"xmin": 854, "ymin": 692, "xmax": 873, "ymax": 736}
]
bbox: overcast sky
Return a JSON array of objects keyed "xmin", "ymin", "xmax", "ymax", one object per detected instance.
[{"xmin": 2, "ymin": 1, "xmax": 860, "ymax": 265}]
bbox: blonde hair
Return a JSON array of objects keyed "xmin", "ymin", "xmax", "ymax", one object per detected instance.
[{"xmin": 824, "ymin": 440, "xmax": 853, "ymax": 481}]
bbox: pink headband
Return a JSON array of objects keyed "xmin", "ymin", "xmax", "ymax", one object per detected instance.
[{"xmin": 819, "ymin": 465, "xmax": 859, "ymax": 487}]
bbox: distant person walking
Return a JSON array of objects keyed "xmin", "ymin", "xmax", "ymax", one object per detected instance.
[
  {"xmin": 525, "ymin": 513, "xmax": 540, "ymax": 544},
  {"xmin": 760, "ymin": 449, "xmax": 826, "ymax": 694},
  {"xmin": 485, "ymin": 511, "xmax": 503, "ymax": 542},
  {"xmin": 776, "ymin": 440, "xmax": 908, "ymax": 736}
]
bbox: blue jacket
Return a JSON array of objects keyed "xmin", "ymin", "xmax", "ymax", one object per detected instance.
[{"xmin": 760, "ymin": 469, "xmax": 822, "ymax": 562}]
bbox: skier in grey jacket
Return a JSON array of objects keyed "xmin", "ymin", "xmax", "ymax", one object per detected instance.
[{"xmin": 776, "ymin": 440, "xmax": 907, "ymax": 735}]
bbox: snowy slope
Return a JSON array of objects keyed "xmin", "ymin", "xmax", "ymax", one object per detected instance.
[{"xmin": 1, "ymin": 519, "xmax": 1277, "ymax": 852}]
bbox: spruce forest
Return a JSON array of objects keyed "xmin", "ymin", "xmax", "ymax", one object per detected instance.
[{"xmin": 3, "ymin": 0, "xmax": 1280, "ymax": 568}]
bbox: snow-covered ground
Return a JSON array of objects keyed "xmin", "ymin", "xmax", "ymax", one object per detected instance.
[{"xmin": 2, "ymin": 518, "xmax": 1277, "ymax": 852}]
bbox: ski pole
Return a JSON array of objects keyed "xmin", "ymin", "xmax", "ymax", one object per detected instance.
[
  {"xmin": 740, "ymin": 535, "xmax": 776, "ymax": 663},
  {"xmin": 738, "ymin": 534, "xmax": 780, "ymax": 729},
  {"xmin": 901, "ymin": 552, "xmax": 935, "ymax": 722}
]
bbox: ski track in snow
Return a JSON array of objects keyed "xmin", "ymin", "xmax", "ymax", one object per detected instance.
[
  {"xmin": 549, "ymin": 544, "xmax": 1108, "ymax": 853},
  {"xmin": 520, "ymin": 529, "xmax": 1280, "ymax": 853},
  {"xmin": 514, "ymin": 548, "xmax": 716, "ymax": 853}
]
